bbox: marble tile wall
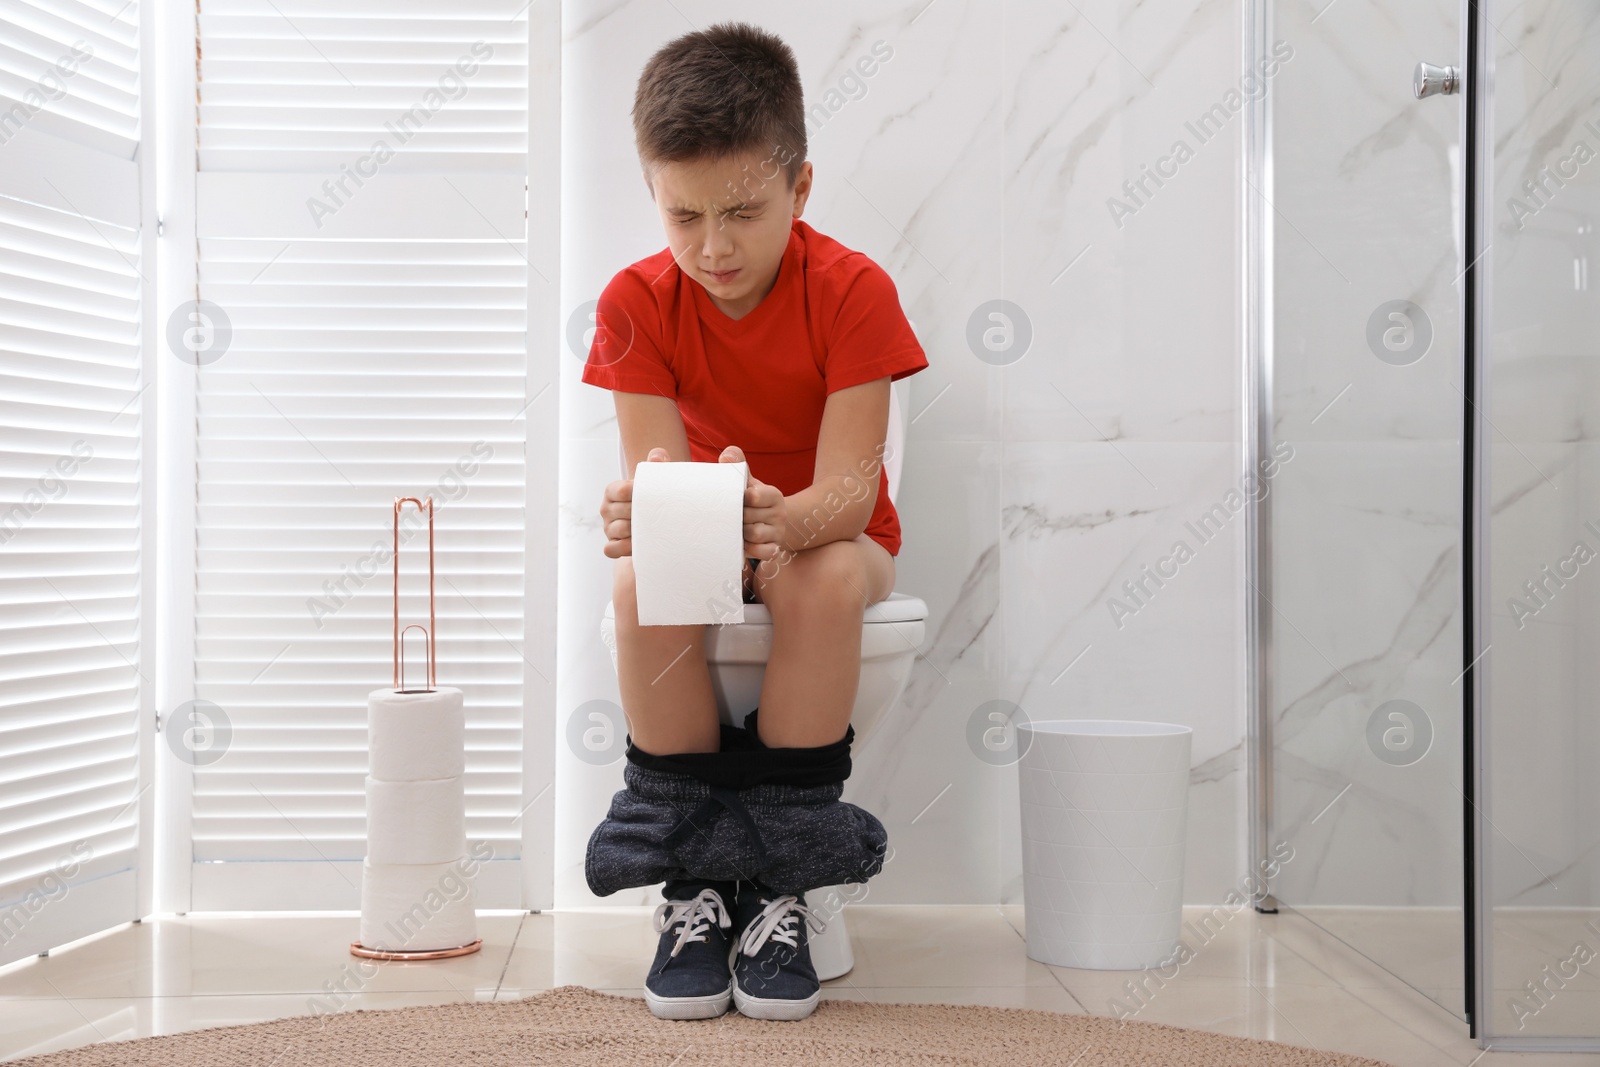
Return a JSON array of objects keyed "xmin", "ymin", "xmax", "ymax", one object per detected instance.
[{"xmin": 556, "ymin": 0, "xmax": 1249, "ymax": 909}]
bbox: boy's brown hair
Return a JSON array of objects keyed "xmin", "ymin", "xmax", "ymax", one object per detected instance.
[{"xmin": 632, "ymin": 21, "xmax": 807, "ymax": 194}]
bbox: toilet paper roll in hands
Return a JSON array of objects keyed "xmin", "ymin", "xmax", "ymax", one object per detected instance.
[{"xmin": 630, "ymin": 460, "xmax": 747, "ymax": 626}]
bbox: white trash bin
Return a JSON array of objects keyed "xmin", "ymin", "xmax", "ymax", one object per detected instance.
[{"xmin": 1017, "ymin": 719, "xmax": 1192, "ymax": 970}]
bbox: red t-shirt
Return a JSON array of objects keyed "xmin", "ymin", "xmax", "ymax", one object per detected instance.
[{"xmin": 581, "ymin": 218, "xmax": 929, "ymax": 556}]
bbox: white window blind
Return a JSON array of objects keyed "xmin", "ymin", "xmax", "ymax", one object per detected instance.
[
  {"xmin": 0, "ymin": 0, "xmax": 144, "ymax": 964},
  {"xmin": 189, "ymin": 0, "xmax": 529, "ymax": 909},
  {"xmin": 0, "ymin": 0, "xmax": 138, "ymax": 158}
]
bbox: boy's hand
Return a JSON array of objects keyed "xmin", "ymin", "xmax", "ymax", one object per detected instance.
[
  {"xmin": 719, "ymin": 445, "xmax": 786, "ymax": 560},
  {"xmin": 600, "ymin": 446, "xmax": 669, "ymax": 558}
]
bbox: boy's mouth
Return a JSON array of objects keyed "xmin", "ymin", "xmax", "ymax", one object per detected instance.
[{"xmin": 706, "ymin": 268, "xmax": 741, "ymax": 284}]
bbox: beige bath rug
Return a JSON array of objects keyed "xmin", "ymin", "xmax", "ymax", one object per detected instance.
[{"xmin": 9, "ymin": 984, "xmax": 1399, "ymax": 1066}]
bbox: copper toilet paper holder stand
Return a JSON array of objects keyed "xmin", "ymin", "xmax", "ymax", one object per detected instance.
[{"xmin": 351, "ymin": 495, "xmax": 483, "ymax": 962}]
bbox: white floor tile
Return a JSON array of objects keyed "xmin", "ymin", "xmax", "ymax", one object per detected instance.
[{"xmin": 3, "ymin": 906, "xmax": 1599, "ymax": 1066}]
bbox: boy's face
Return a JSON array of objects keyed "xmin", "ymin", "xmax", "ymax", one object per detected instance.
[{"xmin": 646, "ymin": 148, "xmax": 813, "ymax": 319}]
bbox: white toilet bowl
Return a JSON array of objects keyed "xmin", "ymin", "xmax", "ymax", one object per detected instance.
[{"xmin": 598, "ymin": 591, "xmax": 925, "ymax": 980}]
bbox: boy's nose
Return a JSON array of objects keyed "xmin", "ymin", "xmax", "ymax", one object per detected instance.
[{"xmin": 699, "ymin": 224, "xmax": 735, "ymax": 259}]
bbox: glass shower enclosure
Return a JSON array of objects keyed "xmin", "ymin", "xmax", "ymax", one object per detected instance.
[{"xmin": 1251, "ymin": 0, "xmax": 1599, "ymax": 1049}]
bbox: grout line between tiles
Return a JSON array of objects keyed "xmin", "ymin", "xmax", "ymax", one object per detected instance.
[
  {"xmin": 993, "ymin": 902, "xmax": 1090, "ymax": 1013},
  {"xmin": 492, "ymin": 912, "xmax": 526, "ymax": 997}
]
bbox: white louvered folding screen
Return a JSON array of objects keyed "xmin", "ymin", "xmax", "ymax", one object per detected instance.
[
  {"xmin": 188, "ymin": 0, "xmax": 529, "ymax": 909},
  {"xmin": 0, "ymin": 0, "xmax": 148, "ymax": 964}
]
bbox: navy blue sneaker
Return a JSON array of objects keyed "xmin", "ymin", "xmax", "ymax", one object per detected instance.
[
  {"xmin": 644, "ymin": 885, "xmax": 736, "ymax": 1019},
  {"xmin": 729, "ymin": 883, "xmax": 825, "ymax": 1020}
]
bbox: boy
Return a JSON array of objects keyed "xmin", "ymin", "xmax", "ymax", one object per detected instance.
[{"xmin": 582, "ymin": 22, "xmax": 927, "ymax": 1021}]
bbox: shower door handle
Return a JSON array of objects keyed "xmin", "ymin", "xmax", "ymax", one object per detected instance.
[{"xmin": 1413, "ymin": 61, "xmax": 1460, "ymax": 99}]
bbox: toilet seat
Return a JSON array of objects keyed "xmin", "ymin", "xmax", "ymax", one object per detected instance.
[
  {"xmin": 600, "ymin": 592, "xmax": 928, "ymax": 665},
  {"xmin": 729, "ymin": 591, "xmax": 929, "ymax": 625},
  {"xmin": 599, "ymin": 591, "xmax": 927, "ymax": 623}
]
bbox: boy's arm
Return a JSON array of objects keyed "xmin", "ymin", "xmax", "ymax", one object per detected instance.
[
  {"xmin": 615, "ymin": 391, "xmax": 691, "ymax": 472},
  {"xmin": 781, "ymin": 376, "xmax": 891, "ymax": 552},
  {"xmin": 598, "ymin": 391, "xmax": 688, "ymax": 559},
  {"xmin": 608, "ymin": 391, "xmax": 777, "ymax": 562}
]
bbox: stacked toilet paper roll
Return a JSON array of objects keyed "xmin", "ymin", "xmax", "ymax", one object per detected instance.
[{"xmin": 358, "ymin": 685, "xmax": 479, "ymax": 953}]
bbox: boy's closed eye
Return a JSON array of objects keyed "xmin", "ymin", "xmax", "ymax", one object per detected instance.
[
  {"xmin": 671, "ymin": 210, "xmax": 760, "ymax": 219},
  {"xmin": 668, "ymin": 197, "xmax": 765, "ymax": 225}
]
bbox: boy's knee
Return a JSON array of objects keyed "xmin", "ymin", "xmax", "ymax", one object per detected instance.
[
  {"xmin": 764, "ymin": 544, "xmax": 867, "ymax": 614},
  {"xmin": 812, "ymin": 544, "xmax": 868, "ymax": 597}
]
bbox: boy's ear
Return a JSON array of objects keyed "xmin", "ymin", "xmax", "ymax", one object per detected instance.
[{"xmin": 790, "ymin": 160, "xmax": 813, "ymax": 214}]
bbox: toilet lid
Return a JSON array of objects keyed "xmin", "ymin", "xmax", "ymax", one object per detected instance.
[{"xmin": 602, "ymin": 591, "xmax": 928, "ymax": 624}]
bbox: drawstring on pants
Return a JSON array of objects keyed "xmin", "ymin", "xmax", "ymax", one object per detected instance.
[{"xmin": 660, "ymin": 784, "xmax": 774, "ymax": 872}]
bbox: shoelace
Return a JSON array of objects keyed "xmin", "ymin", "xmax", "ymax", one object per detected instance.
[
  {"xmin": 652, "ymin": 887, "xmax": 732, "ymax": 959},
  {"xmin": 736, "ymin": 894, "xmax": 826, "ymax": 959}
]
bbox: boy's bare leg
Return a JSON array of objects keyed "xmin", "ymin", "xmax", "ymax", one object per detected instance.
[
  {"xmin": 611, "ymin": 556, "xmax": 721, "ymax": 754},
  {"xmin": 750, "ymin": 534, "xmax": 896, "ymax": 749}
]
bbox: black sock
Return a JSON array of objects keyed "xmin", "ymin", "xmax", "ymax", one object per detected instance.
[
  {"xmin": 739, "ymin": 876, "xmax": 805, "ymax": 904},
  {"xmin": 624, "ymin": 707, "xmax": 854, "ymax": 789},
  {"xmin": 661, "ymin": 876, "xmax": 737, "ymax": 904}
]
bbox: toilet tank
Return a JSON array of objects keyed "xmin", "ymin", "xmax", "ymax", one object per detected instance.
[{"xmin": 885, "ymin": 379, "xmax": 908, "ymax": 505}]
